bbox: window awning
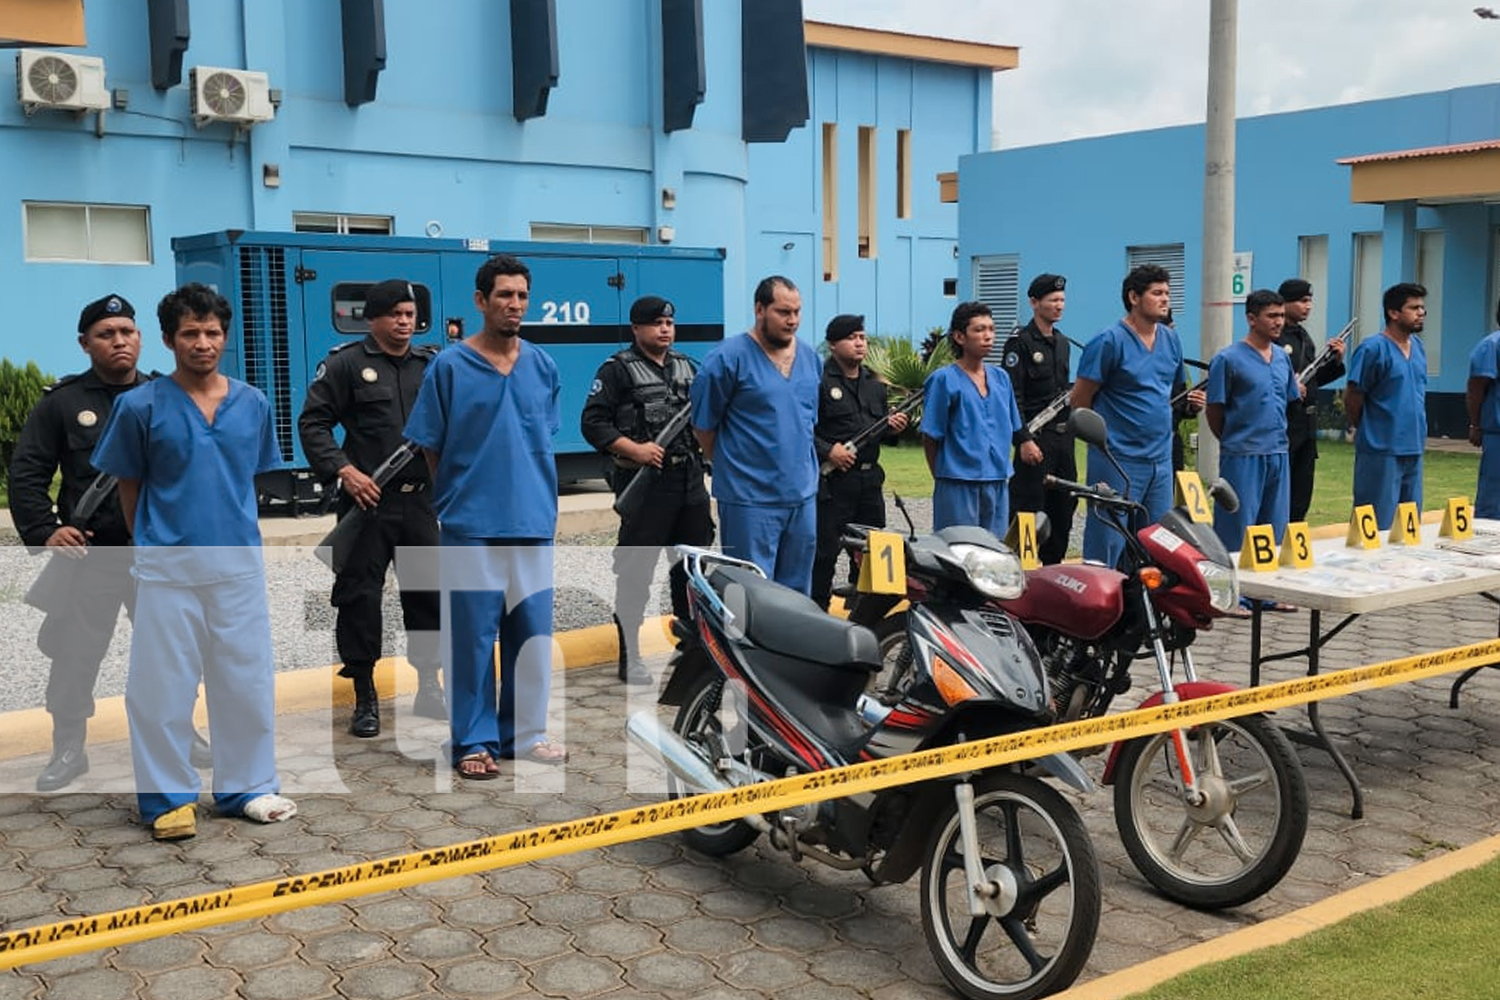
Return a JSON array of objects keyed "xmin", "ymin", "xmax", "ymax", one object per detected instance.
[
  {"xmin": 0, "ymin": 0, "xmax": 85, "ymax": 47},
  {"xmin": 1339, "ymin": 140, "xmax": 1500, "ymax": 205}
]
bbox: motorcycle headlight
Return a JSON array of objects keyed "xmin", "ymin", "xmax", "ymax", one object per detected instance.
[
  {"xmin": 1198, "ymin": 560, "xmax": 1239, "ymax": 612},
  {"xmin": 949, "ymin": 543, "xmax": 1025, "ymax": 600}
]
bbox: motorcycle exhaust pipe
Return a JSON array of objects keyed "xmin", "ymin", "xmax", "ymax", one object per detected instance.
[{"xmin": 625, "ymin": 711, "xmax": 772, "ymax": 833}]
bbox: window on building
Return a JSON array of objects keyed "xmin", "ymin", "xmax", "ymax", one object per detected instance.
[
  {"xmin": 822, "ymin": 123, "xmax": 839, "ymax": 281},
  {"xmin": 1297, "ymin": 235, "xmax": 1330, "ymax": 342},
  {"xmin": 292, "ymin": 212, "xmax": 395, "ymax": 235},
  {"xmin": 529, "ymin": 223, "xmax": 649, "ymax": 244},
  {"xmin": 1416, "ymin": 229, "xmax": 1444, "ymax": 376},
  {"xmin": 1125, "ymin": 244, "xmax": 1186, "ymax": 307},
  {"xmin": 23, "ymin": 202, "xmax": 152, "ymax": 264},
  {"xmin": 1352, "ymin": 232, "xmax": 1383, "ymax": 344},
  {"xmin": 858, "ymin": 125, "xmax": 876, "ymax": 259},
  {"xmin": 972, "ymin": 254, "xmax": 1020, "ymax": 363},
  {"xmin": 896, "ymin": 129, "xmax": 913, "ymax": 220}
]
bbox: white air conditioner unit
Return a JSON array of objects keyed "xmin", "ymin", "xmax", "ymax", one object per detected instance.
[
  {"xmin": 16, "ymin": 50, "xmax": 109, "ymax": 115},
  {"xmin": 190, "ymin": 66, "xmax": 274, "ymax": 127}
]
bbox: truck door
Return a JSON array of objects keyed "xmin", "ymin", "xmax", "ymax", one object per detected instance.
[
  {"xmin": 292, "ymin": 250, "xmax": 446, "ymax": 466},
  {"xmin": 516, "ymin": 255, "xmax": 627, "ymax": 458}
]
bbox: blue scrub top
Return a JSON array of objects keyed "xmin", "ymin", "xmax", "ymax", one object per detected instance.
[
  {"xmin": 1346, "ymin": 333, "xmax": 1428, "ymax": 455},
  {"xmin": 405, "ymin": 341, "xmax": 560, "ymax": 539},
  {"xmin": 690, "ymin": 332, "xmax": 820, "ymax": 505},
  {"xmin": 92, "ymin": 376, "xmax": 283, "ymax": 584},
  {"xmin": 921, "ymin": 363, "xmax": 1022, "ymax": 481},
  {"xmin": 1469, "ymin": 330, "xmax": 1500, "ymax": 433},
  {"xmin": 1077, "ymin": 320, "xmax": 1184, "ymax": 461},
  {"xmin": 1206, "ymin": 340, "xmax": 1299, "ymax": 455}
]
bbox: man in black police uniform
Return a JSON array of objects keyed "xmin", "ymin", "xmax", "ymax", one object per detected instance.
[
  {"xmin": 1002, "ymin": 274, "xmax": 1076, "ymax": 564},
  {"xmin": 811, "ymin": 314, "xmax": 910, "ymax": 609},
  {"xmin": 10, "ymin": 293, "xmax": 207, "ymax": 789},
  {"xmin": 1278, "ymin": 278, "xmax": 1346, "ymax": 523},
  {"xmin": 298, "ymin": 279, "xmax": 445, "ymax": 736},
  {"xmin": 581, "ymin": 295, "xmax": 713, "ymax": 685}
]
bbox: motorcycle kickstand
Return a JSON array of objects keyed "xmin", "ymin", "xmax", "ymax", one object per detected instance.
[{"xmin": 954, "ymin": 780, "xmax": 1014, "ymax": 918}]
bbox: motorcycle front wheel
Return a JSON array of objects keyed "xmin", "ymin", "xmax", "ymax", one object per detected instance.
[
  {"xmin": 670, "ymin": 672, "xmax": 763, "ymax": 857},
  {"xmin": 870, "ymin": 611, "xmax": 915, "ymax": 701},
  {"xmin": 920, "ymin": 771, "xmax": 1100, "ymax": 1000},
  {"xmin": 1113, "ymin": 712, "xmax": 1308, "ymax": 909}
]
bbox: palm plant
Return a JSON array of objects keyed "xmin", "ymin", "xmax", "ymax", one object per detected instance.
[{"xmin": 864, "ymin": 331, "xmax": 948, "ymax": 436}]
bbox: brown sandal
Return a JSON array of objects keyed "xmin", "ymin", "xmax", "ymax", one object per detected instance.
[{"xmin": 455, "ymin": 751, "xmax": 500, "ymax": 780}]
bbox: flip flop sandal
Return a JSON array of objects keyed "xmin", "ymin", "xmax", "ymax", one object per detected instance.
[
  {"xmin": 514, "ymin": 740, "xmax": 569, "ymax": 766},
  {"xmin": 455, "ymin": 751, "xmax": 501, "ymax": 780}
]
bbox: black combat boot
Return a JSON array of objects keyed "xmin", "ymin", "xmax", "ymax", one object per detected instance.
[
  {"xmin": 613, "ymin": 614, "xmax": 653, "ymax": 686},
  {"xmin": 37, "ymin": 719, "xmax": 89, "ymax": 792},
  {"xmin": 350, "ymin": 670, "xmax": 380, "ymax": 738}
]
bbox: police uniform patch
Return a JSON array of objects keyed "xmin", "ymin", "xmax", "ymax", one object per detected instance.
[
  {"xmin": 1004, "ymin": 352, "xmax": 1019, "ymax": 368},
  {"xmin": 588, "ymin": 378, "xmax": 603, "ymax": 396},
  {"xmin": 830, "ymin": 387, "xmax": 843, "ymax": 400},
  {"xmin": 361, "ymin": 367, "xmax": 378, "ymax": 383},
  {"xmin": 1032, "ymin": 351, "xmax": 1044, "ymax": 364},
  {"xmin": 77, "ymin": 409, "xmax": 97, "ymax": 427},
  {"xmin": 314, "ymin": 362, "xmax": 327, "ymax": 381}
]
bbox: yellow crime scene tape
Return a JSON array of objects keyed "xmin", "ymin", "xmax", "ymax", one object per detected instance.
[{"xmin": 3, "ymin": 635, "xmax": 1499, "ymax": 969}]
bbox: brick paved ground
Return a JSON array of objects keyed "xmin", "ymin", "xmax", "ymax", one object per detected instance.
[{"xmin": 4, "ymin": 593, "xmax": 1500, "ymax": 999}]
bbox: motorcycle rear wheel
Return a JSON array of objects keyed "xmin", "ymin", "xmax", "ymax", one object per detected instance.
[
  {"xmin": 920, "ymin": 771, "xmax": 1100, "ymax": 1000},
  {"xmin": 1113, "ymin": 713, "xmax": 1308, "ymax": 909},
  {"xmin": 670, "ymin": 672, "xmax": 763, "ymax": 857},
  {"xmin": 870, "ymin": 612, "xmax": 915, "ymax": 700}
]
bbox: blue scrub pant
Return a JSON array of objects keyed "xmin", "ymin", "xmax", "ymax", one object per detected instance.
[
  {"xmin": 1477, "ymin": 433, "xmax": 1500, "ymax": 520},
  {"xmin": 1214, "ymin": 453, "xmax": 1291, "ymax": 552},
  {"xmin": 128, "ymin": 575, "xmax": 279, "ymax": 823},
  {"xmin": 932, "ymin": 478, "xmax": 1008, "ymax": 538},
  {"xmin": 441, "ymin": 531, "xmax": 555, "ymax": 763},
  {"xmin": 1352, "ymin": 449, "xmax": 1422, "ymax": 531},
  {"xmin": 718, "ymin": 499, "xmax": 817, "ymax": 595},
  {"xmin": 1081, "ymin": 452, "xmax": 1173, "ymax": 568}
]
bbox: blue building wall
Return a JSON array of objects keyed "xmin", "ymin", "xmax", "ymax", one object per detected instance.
[
  {"xmin": 1, "ymin": 1, "xmax": 992, "ymax": 379},
  {"xmin": 958, "ymin": 84, "xmax": 1500, "ymax": 431}
]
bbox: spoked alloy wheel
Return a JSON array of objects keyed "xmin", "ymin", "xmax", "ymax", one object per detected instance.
[
  {"xmin": 920, "ymin": 772, "xmax": 1100, "ymax": 1000},
  {"xmin": 669, "ymin": 672, "xmax": 762, "ymax": 856},
  {"xmin": 1112, "ymin": 713, "xmax": 1308, "ymax": 909}
]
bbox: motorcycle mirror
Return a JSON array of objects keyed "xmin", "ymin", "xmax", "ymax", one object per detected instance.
[
  {"xmin": 1208, "ymin": 477, "xmax": 1240, "ymax": 514},
  {"xmin": 1068, "ymin": 407, "xmax": 1110, "ymax": 451}
]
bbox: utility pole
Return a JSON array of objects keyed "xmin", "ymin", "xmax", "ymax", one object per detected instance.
[{"xmin": 1198, "ymin": 0, "xmax": 1237, "ymax": 480}]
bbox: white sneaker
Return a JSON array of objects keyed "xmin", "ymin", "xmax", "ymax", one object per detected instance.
[{"xmin": 243, "ymin": 793, "xmax": 297, "ymax": 823}]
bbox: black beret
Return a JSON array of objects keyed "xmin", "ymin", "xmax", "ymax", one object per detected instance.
[
  {"xmin": 77, "ymin": 293, "xmax": 135, "ymax": 334},
  {"xmin": 364, "ymin": 279, "xmax": 416, "ymax": 320},
  {"xmin": 825, "ymin": 314, "xmax": 865, "ymax": 343},
  {"xmin": 629, "ymin": 295, "xmax": 675, "ymax": 325},
  {"xmin": 1027, "ymin": 273, "xmax": 1066, "ymax": 300},
  {"xmin": 1278, "ymin": 278, "xmax": 1313, "ymax": 301}
]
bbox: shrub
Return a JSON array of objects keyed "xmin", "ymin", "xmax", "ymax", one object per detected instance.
[{"xmin": 0, "ymin": 359, "xmax": 53, "ymax": 494}]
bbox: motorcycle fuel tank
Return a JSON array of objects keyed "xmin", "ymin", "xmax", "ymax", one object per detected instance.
[{"xmin": 1000, "ymin": 564, "xmax": 1125, "ymax": 641}]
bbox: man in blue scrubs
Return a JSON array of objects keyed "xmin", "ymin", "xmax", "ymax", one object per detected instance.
[
  {"xmin": 1345, "ymin": 282, "xmax": 1428, "ymax": 530},
  {"xmin": 92, "ymin": 283, "xmax": 295, "ymax": 841},
  {"xmin": 691, "ymin": 275, "xmax": 821, "ymax": 593},
  {"xmin": 1070, "ymin": 264, "xmax": 1192, "ymax": 568},
  {"xmin": 922, "ymin": 301, "xmax": 1042, "ymax": 536},
  {"xmin": 1205, "ymin": 289, "xmax": 1303, "ymax": 552},
  {"xmin": 1466, "ymin": 298, "xmax": 1500, "ymax": 520},
  {"xmin": 406, "ymin": 253, "xmax": 566, "ymax": 779}
]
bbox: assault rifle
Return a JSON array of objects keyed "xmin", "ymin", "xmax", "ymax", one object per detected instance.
[
  {"xmin": 1298, "ymin": 318, "xmax": 1356, "ymax": 385},
  {"xmin": 819, "ymin": 389, "xmax": 925, "ymax": 476},
  {"xmin": 1026, "ymin": 388, "xmax": 1072, "ymax": 435},
  {"xmin": 24, "ymin": 472, "xmax": 121, "ymax": 612},
  {"xmin": 612, "ymin": 403, "xmax": 693, "ymax": 520},
  {"xmin": 315, "ymin": 441, "xmax": 421, "ymax": 573}
]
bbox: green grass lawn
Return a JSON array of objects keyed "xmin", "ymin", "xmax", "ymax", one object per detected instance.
[
  {"xmin": 878, "ymin": 438, "xmax": 1480, "ymax": 530},
  {"xmin": 1126, "ymin": 852, "xmax": 1500, "ymax": 1000}
]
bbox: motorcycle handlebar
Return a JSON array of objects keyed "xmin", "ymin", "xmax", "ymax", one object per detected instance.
[{"xmin": 1043, "ymin": 475, "xmax": 1121, "ymax": 501}]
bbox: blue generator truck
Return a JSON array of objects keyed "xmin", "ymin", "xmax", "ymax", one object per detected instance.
[{"xmin": 172, "ymin": 230, "xmax": 726, "ymax": 510}]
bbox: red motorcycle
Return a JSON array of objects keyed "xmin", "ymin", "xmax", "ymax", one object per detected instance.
[{"xmin": 848, "ymin": 408, "xmax": 1308, "ymax": 909}]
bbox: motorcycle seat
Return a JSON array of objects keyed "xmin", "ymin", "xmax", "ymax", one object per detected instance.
[{"xmin": 709, "ymin": 565, "xmax": 880, "ymax": 671}]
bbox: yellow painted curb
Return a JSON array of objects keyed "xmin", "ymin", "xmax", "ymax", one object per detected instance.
[
  {"xmin": 1054, "ymin": 833, "xmax": 1500, "ymax": 1000},
  {"xmin": 0, "ymin": 614, "xmax": 670, "ymax": 762}
]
